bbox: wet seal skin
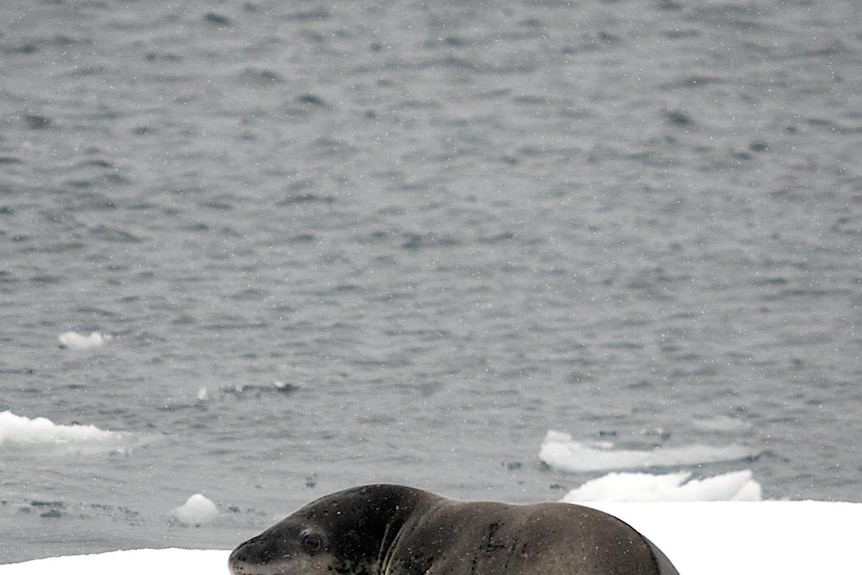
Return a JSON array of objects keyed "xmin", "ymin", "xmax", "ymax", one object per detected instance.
[{"xmin": 229, "ymin": 484, "xmax": 679, "ymax": 575}]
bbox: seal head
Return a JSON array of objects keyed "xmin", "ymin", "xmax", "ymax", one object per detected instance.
[{"xmin": 229, "ymin": 485, "xmax": 422, "ymax": 575}]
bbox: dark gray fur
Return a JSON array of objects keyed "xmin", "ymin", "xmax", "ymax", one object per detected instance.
[{"xmin": 229, "ymin": 484, "xmax": 679, "ymax": 575}]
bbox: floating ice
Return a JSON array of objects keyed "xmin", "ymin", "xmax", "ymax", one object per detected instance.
[
  {"xmin": 563, "ymin": 470, "xmax": 762, "ymax": 502},
  {"xmin": 0, "ymin": 411, "xmax": 120, "ymax": 447},
  {"xmin": 171, "ymin": 494, "xmax": 218, "ymax": 526},
  {"xmin": 539, "ymin": 430, "xmax": 755, "ymax": 472},
  {"xmin": 58, "ymin": 331, "xmax": 108, "ymax": 350}
]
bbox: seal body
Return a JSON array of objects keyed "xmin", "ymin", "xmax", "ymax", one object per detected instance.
[{"xmin": 229, "ymin": 484, "xmax": 679, "ymax": 575}]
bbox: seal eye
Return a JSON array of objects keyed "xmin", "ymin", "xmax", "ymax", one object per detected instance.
[{"xmin": 300, "ymin": 531, "xmax": 324, "ymax": 554}]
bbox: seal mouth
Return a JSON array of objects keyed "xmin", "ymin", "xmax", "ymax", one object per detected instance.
[
  {"xmin": 228, "ymin": 542, "xmax": 273, "ymax": 575},
  {"xmin": 227, "ymin": 550, "xmax": 247, "ymax": 575},
  {"xmin": 228, "ymin": 557, "xmax": 280, "ymax": 575},
  {"xmin": 228, "ymin": 538, "xmax": 305, "ymax": 575}
]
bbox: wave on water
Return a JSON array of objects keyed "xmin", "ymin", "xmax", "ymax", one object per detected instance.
[
  {"xmin": 0, "ymin": 411, "xmax": 123, "ymax": 451},
  {"xmin": 563, "ymin": 470, "xmax": 762, "ymax": 502},
  {"xmin": 213, "ymin": 381, "xmax": 301, "ymax": 400},
  {"xmin": 539, "ymin": 430, "xmax": 756, "ymax": 473}
]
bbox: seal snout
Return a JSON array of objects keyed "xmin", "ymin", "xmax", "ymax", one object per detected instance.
[
  {"xmin": 227, "ymin": 543, "xmax": 253, "ymax": 575},
  {"xmin": 229, "ymin": 534, "xmax": 286, "ymax": 575}
]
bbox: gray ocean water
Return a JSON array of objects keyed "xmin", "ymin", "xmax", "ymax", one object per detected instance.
[{"xmin": 1, "ymin": 0, "xmax": 860, "ymax": 564}]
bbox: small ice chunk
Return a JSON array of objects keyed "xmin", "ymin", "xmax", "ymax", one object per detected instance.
[
  {"xmin": 171, "ymin": 494, "xmax": 218, "ymax": 526},
  {"xmin": 58, "ymin": 331, "xmax": 107, "ymax": 350}
]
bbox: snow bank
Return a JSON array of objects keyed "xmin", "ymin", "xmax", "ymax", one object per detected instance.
[{"xmin": 1, "ymin": 502, "xmax": 860, "ymax": 574}]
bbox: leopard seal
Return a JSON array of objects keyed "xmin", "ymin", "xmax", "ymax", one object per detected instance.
[{"xmin": 228, "ymin": 484, "xmax": 679, "ymax": 575}]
